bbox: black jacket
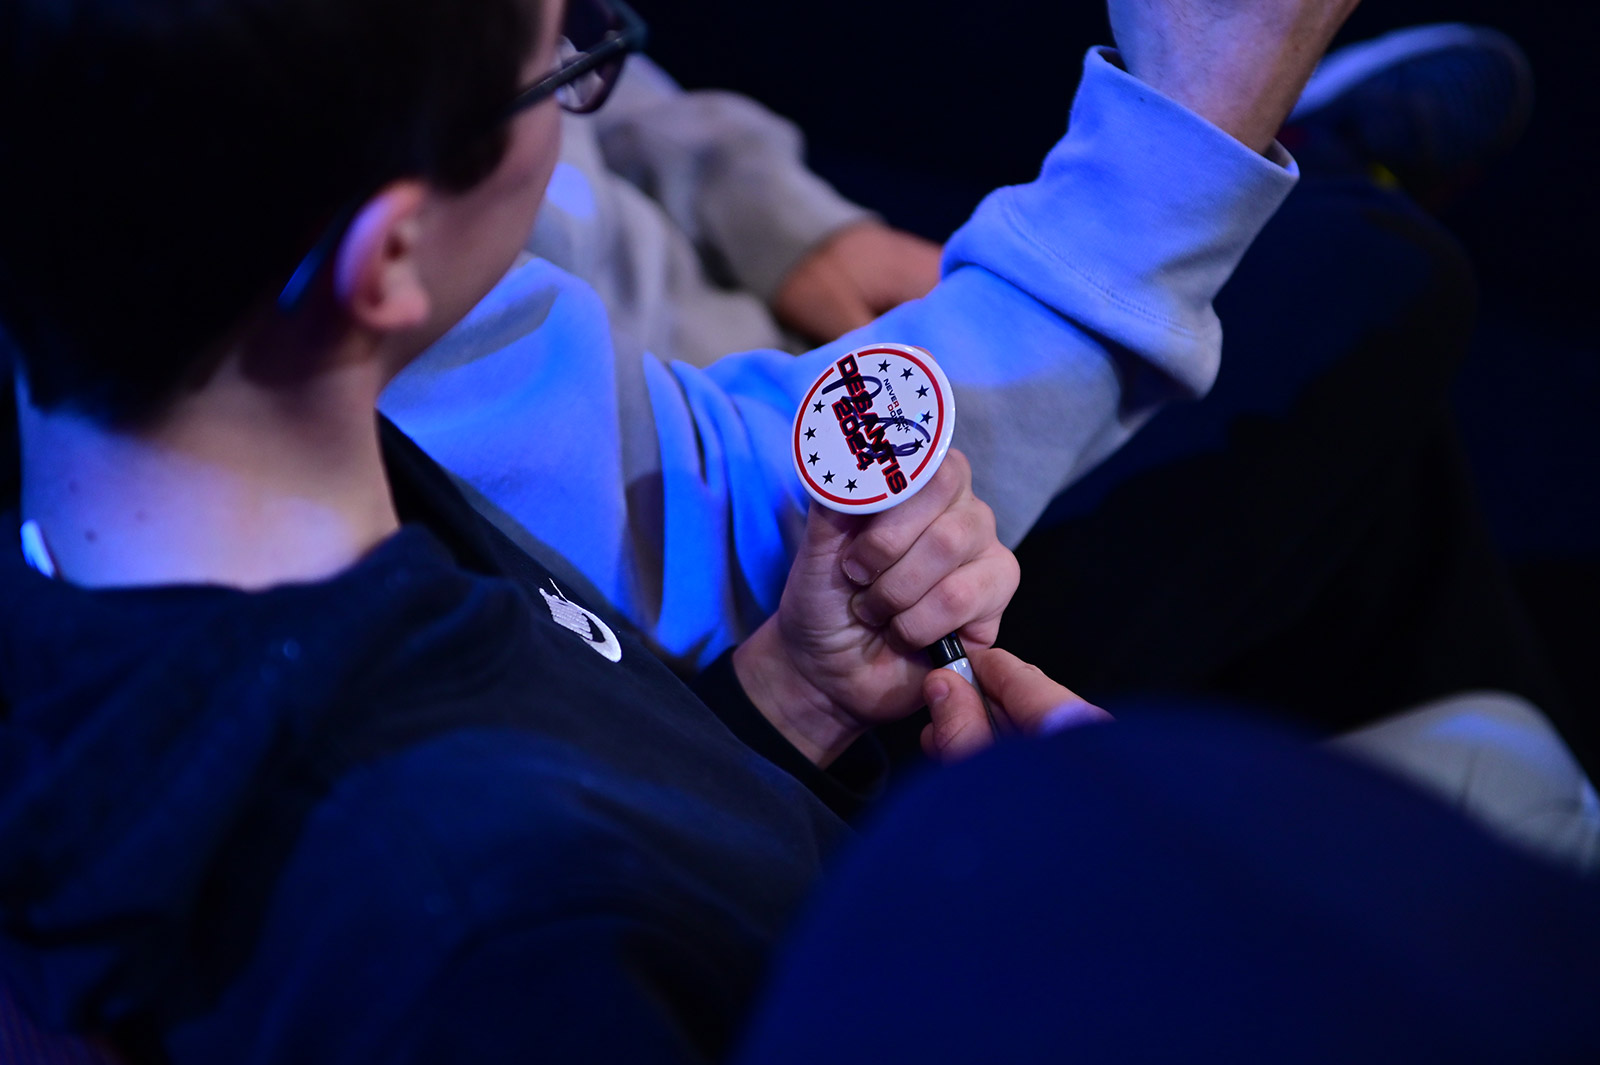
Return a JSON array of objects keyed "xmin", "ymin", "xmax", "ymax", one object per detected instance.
[{"xmin": 0, "ymin": 417, "xmax": 879, "ymax": 1064}]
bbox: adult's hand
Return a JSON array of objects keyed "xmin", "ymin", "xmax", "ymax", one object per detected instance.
[
  {"xmin": 770, "ymin": 221, "xmax": 943, "ymax": 345},
  {"xmin": 1108, "ymin": 0, "xmax": 1362, "ymax": 153},
  {"xmin": 923, "ymin": 648, "xmax": 1111, "ymax": 762},
  {"xmin": 732, "ymin": 449, "xmax": 1018, "ymax": 766}
]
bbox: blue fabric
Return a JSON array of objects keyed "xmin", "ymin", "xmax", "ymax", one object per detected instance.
[{"xmin": 738, "ymin": 710, "xmax": 1600, "ymax": 1064}]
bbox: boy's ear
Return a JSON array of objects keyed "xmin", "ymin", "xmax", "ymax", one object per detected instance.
[{"xmin": 333, "ymin": 180, "xmax": 431, "ymax": 333}]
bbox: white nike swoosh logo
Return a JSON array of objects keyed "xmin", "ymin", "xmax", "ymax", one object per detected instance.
[
  {"xmin": 539, "ymin": 584, "xmax": 623, "ymax": 663},
  {"xmin": 578, "ymin": 612, "xmax": 623, "ymax": 663}
]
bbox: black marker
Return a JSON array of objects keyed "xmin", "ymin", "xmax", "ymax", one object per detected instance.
[{"xmin": 927, "ymin": 633, "xmax": 1002, "ymax": 737}]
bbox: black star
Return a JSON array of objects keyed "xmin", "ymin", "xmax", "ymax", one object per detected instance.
[
  {"xmin": 920, "ymin": 411, "xmax": 933, "ymax": 424},
  {"xmin": 804, "ymin": 427, "xmax": 816, "ymax": 440},
  {"xmin": 908, "ymin": 439, "xmax": 924, "ymax": 452},
  {"xmin": 916, "ymin": 385, "xmax": 929, "ymax": 398},
  {"xmin": 900, "ymin": 368, "xmax": 914, "ymax": 380},
  {"xmin": 807, "ymin": 452, "xmax": 820, "ymax": 466},
  {"xmin": 822, "ymin": 471, "xmax": 835, "ymax": 484},
  {"xmin": 845, "ymin": 479, "xmax": 858, "ymax": 492},
  {"xmin": 877, "ymin": 360, "xmax": 890, "ymax": 373},
  {"xmin": 812, "ymin": 401, "xmax": 824, "ymax": 413}
]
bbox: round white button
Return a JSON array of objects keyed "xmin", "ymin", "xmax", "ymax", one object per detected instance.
[{"xmin": 792, "ymin": 343, "xmax": 956, "ymax": 515}]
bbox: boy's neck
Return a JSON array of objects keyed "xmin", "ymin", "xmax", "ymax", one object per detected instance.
[{"xmin": 16, "ymin": 358, "xmax": 401, "ymax": 591}]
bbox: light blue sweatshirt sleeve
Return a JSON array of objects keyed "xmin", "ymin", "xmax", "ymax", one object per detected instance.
[{"xmin": 380, "ymin": 49, "xmax": 1297, "ymax": 674}]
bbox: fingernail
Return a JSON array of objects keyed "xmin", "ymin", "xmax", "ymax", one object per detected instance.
[
  {"xmin": 841, "ymin": 559, "xmax": 871, "ymax": 586},
  {"xmin": 926, "ymin": 675, "xmax": 950, "ymax": 704},
  {"xmin": 850, "ymin": 593, "xmax": 887, "ymax": 629}
]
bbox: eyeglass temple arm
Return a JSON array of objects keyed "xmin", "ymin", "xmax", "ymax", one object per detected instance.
[{"xmin": 506, "ymin": 0, "xmax": 649, "ymax": 116}]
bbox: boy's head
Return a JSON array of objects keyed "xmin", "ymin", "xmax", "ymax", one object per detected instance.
[{"xmin": 0, "ymin": 0, "xmax": 554, "ymax": 425}]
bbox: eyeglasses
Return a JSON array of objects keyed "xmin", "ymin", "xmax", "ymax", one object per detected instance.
[
  {"xmin": 515, "ymin": 0, "xmax": 648, "ymax": 116},
  {"xmin": 276, "ymin": 0, "xmax": 648, "ymax": 312}
]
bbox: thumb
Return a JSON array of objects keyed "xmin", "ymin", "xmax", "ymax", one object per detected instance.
[
  {"xmin": 922, "ymin": 668, "xmax": 996, "ymax": 762},
  {"xmin": 970, "ymin": 647, "xmax": 1112, "ymax": 734},
  {"xmin": 791, "ymin": 500, "xmax": 867, "ymax": 590}
]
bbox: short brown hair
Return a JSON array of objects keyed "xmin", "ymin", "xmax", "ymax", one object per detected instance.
[{"xmin": 0, "ymin": 0, "xmax": 539, "ymax": 423}]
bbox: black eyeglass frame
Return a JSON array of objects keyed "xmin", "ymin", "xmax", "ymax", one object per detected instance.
[
  {"xmin": 511, "ymin": 0, "xmax": 648, "ymax": 117},
  {"xmin": 276, "ymin": 0, "xmax": 648, "ymax": 313}
]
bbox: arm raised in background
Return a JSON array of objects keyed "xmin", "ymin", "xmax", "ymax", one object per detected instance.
[{"xmin": 1110, "ymin": 0, "xmax": 1361, "ymax": 154}]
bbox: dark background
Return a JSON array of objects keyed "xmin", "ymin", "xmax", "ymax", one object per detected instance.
[{"xmin": 634, "ymin": 0, "xmax": 1600, "ymax": 743}]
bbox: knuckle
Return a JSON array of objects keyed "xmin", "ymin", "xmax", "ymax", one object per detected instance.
[
  {"xmin": 928, "ymin": 449, "xmax": 970, "ymax": 500},
  {"xmin": 964, "ymin": 551, "xmax": 1017, "ymax": 611},
  {"xmin": 926, "ymin": 517, "xmax": 968, "ymax": 562},
  {"xmin": 971, "ymin": 496, "xmax": 997, "ymax": 537},
  {"xmin": 944, "ymin": 500, "xmax": 995, "ymax": 556},
  {"xmin": 995, "ymin": 548, "xmax": 1021, "ymax": 594},
  {"xmin": 943, "ymin": 448, "xmax": 972, "ymax": 482},
  {"xmin": 961, "ymin": 503, "xmax": 995, "ymax": 549},
  {"xmin": 931, "ymin": 578, "xmax": 970, "ymax": 620},
  {"xmin": 850, "ymin": 526, "xmax": 901, "ymax": 571}
]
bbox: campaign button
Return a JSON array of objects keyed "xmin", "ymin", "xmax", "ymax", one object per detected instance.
[{"xmin": 792, "ymin": 342, "xmax": 955, "ymax": 515}]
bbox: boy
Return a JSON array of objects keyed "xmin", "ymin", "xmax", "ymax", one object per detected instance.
[{"xmin": 0, "ymin": 0, "xmax": 1352, "ymax": 1060}]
